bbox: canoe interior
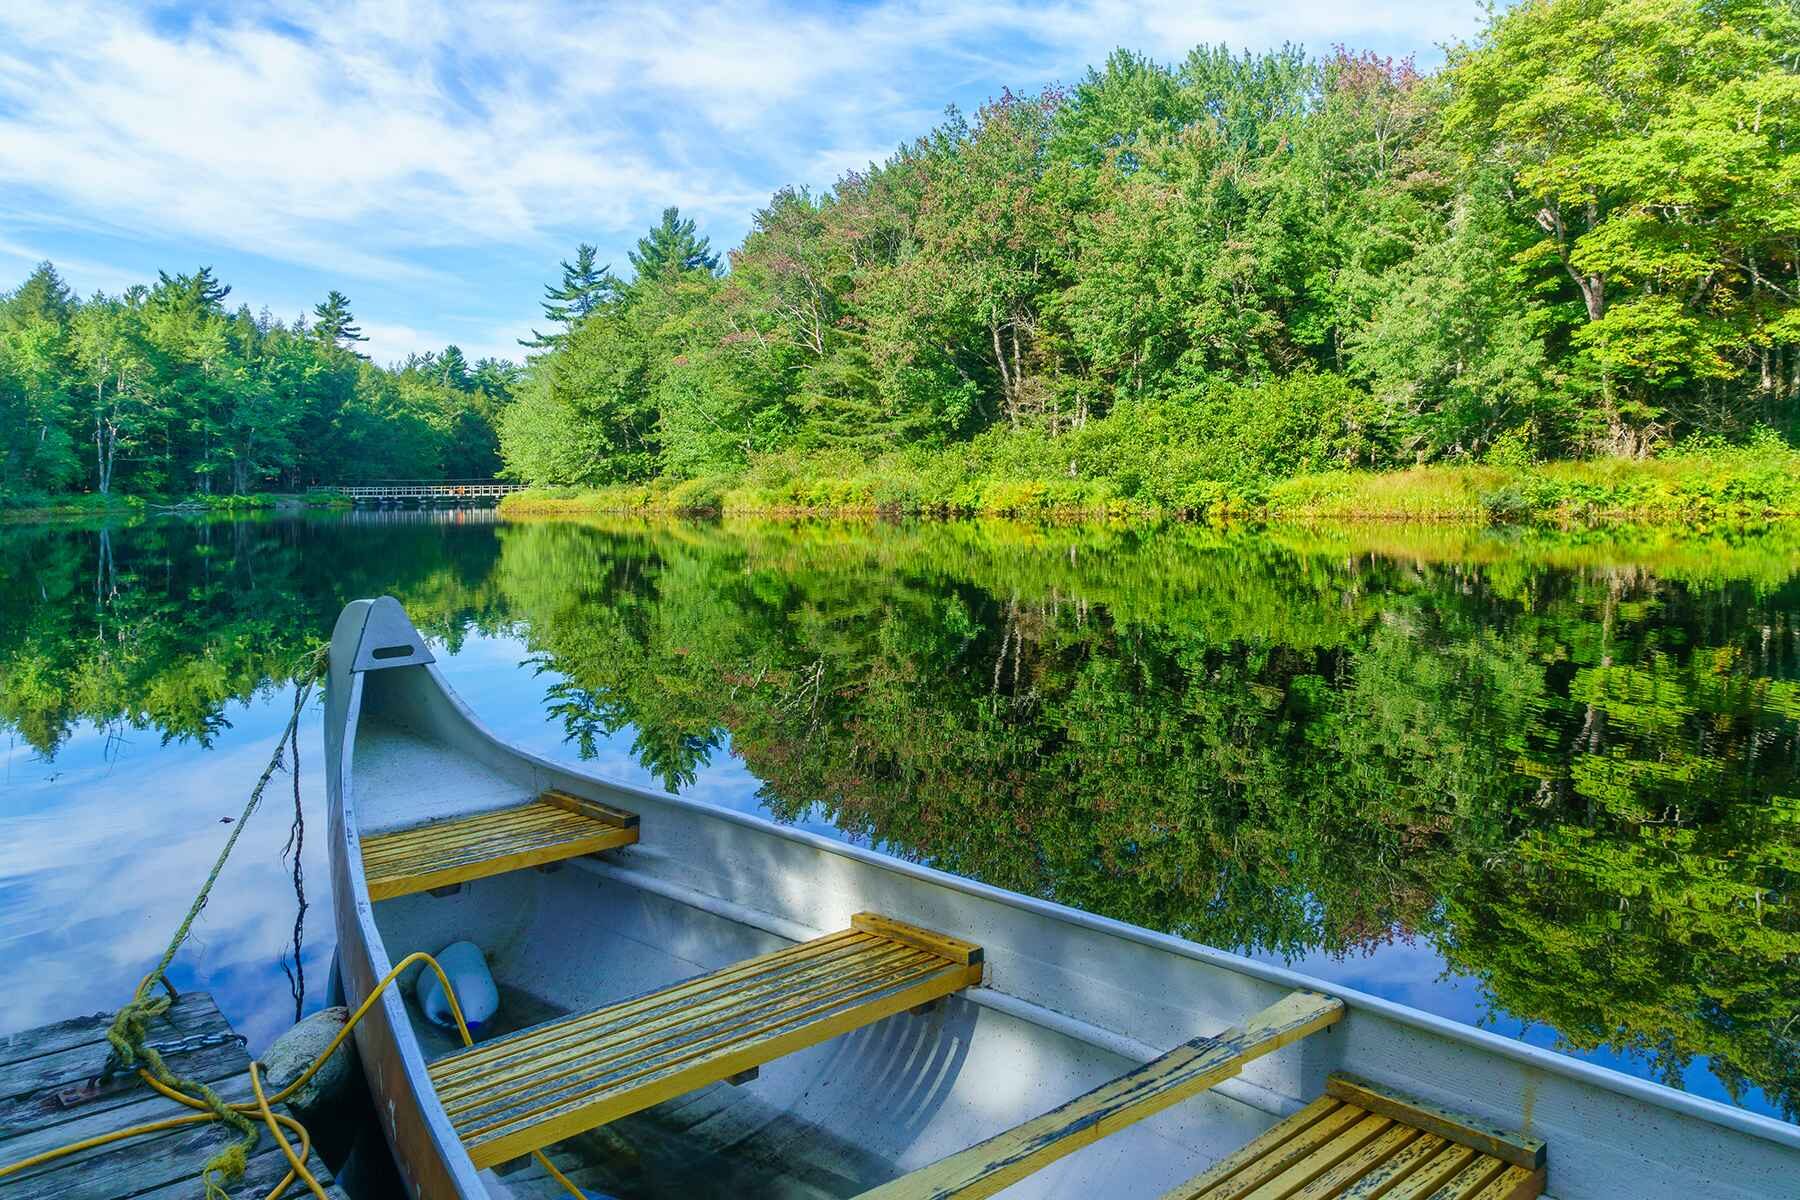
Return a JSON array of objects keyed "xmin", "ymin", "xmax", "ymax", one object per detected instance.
[{"xmin": 365, "ymin": 814, "xmax": 1271, "ymax": 1197}]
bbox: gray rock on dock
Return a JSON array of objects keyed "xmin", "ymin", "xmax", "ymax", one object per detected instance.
[{"xmin": 260, "ymin": 1004, "xmax": 359, "ymax": 1117}]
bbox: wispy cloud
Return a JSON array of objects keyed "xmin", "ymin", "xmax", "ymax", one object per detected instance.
[{"xmin": 0, "ymin": 0, "xmax": 1484, "ymax": 359}]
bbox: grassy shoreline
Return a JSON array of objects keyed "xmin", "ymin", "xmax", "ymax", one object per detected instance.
[
  {"xmin": 500, "ymin": 446, "xmax": 1800, "ymax": 529},
  {"xmin": 0, "ymin": 491, "xmax": 351, "ymax": 524}
]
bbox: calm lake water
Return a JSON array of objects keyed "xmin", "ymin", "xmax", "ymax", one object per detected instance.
[{"xmin": 1, "ymin": 511, "xmax": 1795, "ymax": 1126}]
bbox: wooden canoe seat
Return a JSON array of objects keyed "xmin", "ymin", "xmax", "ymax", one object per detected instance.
[
  {"xmin": 428, "ymin": 913, "xmax": 984, "ymax": 1168},
  {"xmin": 1161, "ymin": 1074, "xmax": 1547, "ymax": 1200},
  {"xmin": 855, "ymin": 989, "xmax": 1345, "ymax": 1200},
  {"xmin": 361, "ymin": 789, "xmax": 638, "ymax": 901}
]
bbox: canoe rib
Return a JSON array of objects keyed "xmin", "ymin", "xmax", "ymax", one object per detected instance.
[
  {"xmin": 360, "ymin": 789, "xmax": 638, "ymax": 901},
  {"xmin": 428, "ymin": 912, "xmax": 984, "ymax": 1168},
  {"xmin": 854, "ymin": 989, "xmax": 1344, "ymax": 1200},
  {"xmin": 1159, "ymin": 1073, "xmax": 1546, "ymax": 1200}
]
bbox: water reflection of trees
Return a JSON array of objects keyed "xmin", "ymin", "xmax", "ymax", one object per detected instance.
[
  {"xmin": 0, "ymin": 514, "xmax": 511, "ymax": 754},
  {"xmin": 492, "ymin": 520, "xmax": 1800, "ymax": 1118},
  {"xmin": 1, "ymin": 515, "xmax": 1794, "ymax": 1116}
]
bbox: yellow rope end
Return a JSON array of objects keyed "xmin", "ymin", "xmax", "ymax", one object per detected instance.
[{"xmin": 202, "ymin": 1140, "xmax": 250, "ymax": 1198}]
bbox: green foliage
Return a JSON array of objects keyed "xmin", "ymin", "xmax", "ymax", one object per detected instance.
[
  {"xmin": 310, "ymin": 290, "xmax": 367, "ymax": 349},
  {"xmin": 499, "ymin": 0, "xmax": 1799, "ymax": 503},
  {"xmin": 628, "ymin": 207, "xmax": 721, "ymax": 280},
  {"xmin": 521, "ymin": 243, "xmax": 619, "ymax": 350},
  {"xmin": 0, "ymin": 265, "xmax": 516, "ymax": 502},
  {"xmin": 1445, "ymin": 0, "xmax": 1800, "ymax": 453}
]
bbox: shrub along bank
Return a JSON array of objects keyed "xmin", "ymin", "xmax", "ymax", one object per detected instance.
[{"xmin": 501, "ymin": 435, "xmax": 1800, "ymax": 528}]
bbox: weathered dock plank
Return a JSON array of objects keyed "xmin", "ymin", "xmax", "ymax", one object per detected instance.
[{"xmin": 0, "ymin": 992, "xmax": 343, "ymax": 1199}]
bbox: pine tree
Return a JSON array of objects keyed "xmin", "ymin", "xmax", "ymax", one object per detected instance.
[
  {"xmin": 154, "ymin": 267, "xmax": 231, "ymax": 313},
  {"xmin": 6, "ymin": 262, "xmax": 75, "ymax": 325},
  {"xmin": 311, "ymin": 290, "xmax": 369, "ymax": 351},
  {"xmin": 437, "ymin": 344, "xmax": 471, "ymax": 390},
  {"xmin": 521, "ymin": 243, "xmax": 616, "ymax": 349},
  {"xmin": 628, "ymin": 207, "xmax": 720, "ymax": 280}
]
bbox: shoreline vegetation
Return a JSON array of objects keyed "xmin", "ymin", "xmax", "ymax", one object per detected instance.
[
  {"xmin": 0, "ymin": 490, "xmax": 351, "ymax": 523},
  {"xmin": 500, "ymin": 438, "xmax": 1800, "ymax": 528}
]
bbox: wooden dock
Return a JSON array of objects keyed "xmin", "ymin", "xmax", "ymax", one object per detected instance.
[{"xmin": 0, "ymin": 992, "xmax": 344, "ymax": 1198}]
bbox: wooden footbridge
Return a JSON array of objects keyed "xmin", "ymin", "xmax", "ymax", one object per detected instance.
[{"xmin": 309, "ymin": 480, "xmax": 526, "ymax": 507}]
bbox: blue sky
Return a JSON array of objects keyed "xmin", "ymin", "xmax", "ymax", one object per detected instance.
[{"xmin": 0, "ymin": 1, "xmax": 1489, "ymax": 366}]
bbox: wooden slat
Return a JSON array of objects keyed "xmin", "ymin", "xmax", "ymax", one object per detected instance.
[
  {"xmin": 0, "ymin": 1008, "xmax": 245, "ymax": 1141},
  {"xmin": 542, "ymin": 788, "xmax": 639, "ymax": 828},
  {"xmin": 1245, "ymin": 1115, "xmax": 1396, "ymax": 1200},
  {"xmin": 1325, "ymin": 1076, "xmax": 1545, "ymax": 1170},
  {"xmin": 1465, "ymin": 1165, "xmax": 1546, "ymax": 1200},
  {"xmin": 1383, "ymin": 1145, "xmax": 1480, "ymax": 1200},
  {"xmin": 854, "ymin": 989, "xmax": 1345, "ymax": 1200},
  {"xmin": 130, "ymin": 1142, "xmax": 350, "ymax": 1199},
  {"xmin": 1336, "ymin": 1133, "xmax": 1449, "ymax": 1199},
  {"xmin": 0, "ymin": 1073, "xmax": 252, "ymax": 1180},
  {"xmin": 0, "ymin": 1011, "xmax": 135, "ymax": 1071},
  {"xmin": 1236, "ymin": 1114, "xmax": 1393, "ymax": 1200},
  {"xmin": 0, "ymin": 994, "xmax": 226, "ymax": 1093},
  {"xmin": 1159, "ymin": 1098, "xmax": 1345, "ymax": 1200},
  {"xmin": 0, "ymin": 993, "xmax": 339, "ymax": 1199},
  {"xmin": 429, "ymin": 919, "xmax": 982, "ymax": 1169},
  {"xmin": 1167, "ymin": 1071, "xmax": 1548, "ymax": 1200},
  {"xmin": 361, "ymin": 793, "xmax": 638, "ymax": 900},
  {"xmin": 1420, "ymin": 1156, "xmax": 1509, "ymax": 1200},
  {"xmin": 1289, "ymin": 1124, "xmax": 1423, "ymax": 1200},
  {"xmin": 443, "ymin": 944, "xmax": 936, "ymax": 1118},
  {"xmin": 428, "ymin": 930, "xmax": 874, "ymax": 1084},
  {"xmin": 462, "ymin": 958, "xmax": 966, "ymax": 1159},
  {"xmin": 1181, "ymin": 1104, "xmax": 1371, "ymax": 1200}
]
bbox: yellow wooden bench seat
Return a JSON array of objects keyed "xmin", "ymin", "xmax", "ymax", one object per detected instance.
[
  {"xmin": 855, "ymin": 989, "xmax": 1345, "ymax": 1200},
  {"xmin": 428, "ymin": 913, "xmax": 984, "ymax": 1168},
  {"xmin": 361, "ymin": 789, "xmax": 638, "ymax": 901},
  {"xmin": 1161, "ymin": 1074, "xmax": 1546, "ymax": 1200}
]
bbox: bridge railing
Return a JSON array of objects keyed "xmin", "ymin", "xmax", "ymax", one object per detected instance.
[{"xmin": 307, "ymin": 479, "xmax": 527, "ymax": 499}]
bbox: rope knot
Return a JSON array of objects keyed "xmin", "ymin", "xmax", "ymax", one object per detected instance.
[{"xmin": 103, "ymin": 986, "xmax": 172, "ymax": 1076}]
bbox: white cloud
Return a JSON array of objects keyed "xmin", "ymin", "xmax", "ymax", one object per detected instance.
[
  {"xmin": 0, "ymin": 0, "xmax": 1485, "ymax": 359},
  {"xmin": 357, "ymin": 317, "xmax": 537, "ymax": 367},
  {"xmin": 0, "ymin": 236, "xmax": 142, "ymax": 297}
]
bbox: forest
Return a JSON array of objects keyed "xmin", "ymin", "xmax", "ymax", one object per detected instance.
[
  {"xmin": 0, "ymin": 263, "xmax": 513, "ymax": 505},
  {"xmin": 498, "ymin": 0, "xmax": 1800, "ymax": 515},
  {"xmin": 4, "ymin": 0, "xmax": 1794, "ymax": 516}
]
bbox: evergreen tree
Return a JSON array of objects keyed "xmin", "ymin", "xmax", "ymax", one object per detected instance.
[
  {"xmin": 7, "ymin": 262, "xmax": 75, "ymax": 324},
  {"xmin": 628, "ymin": 207, "xmax": 720, "ymax": 280},
  {"xmin": 521, "ymin": 243, "xmax": 617, "ymax": 349},
  {"xmin": 154, "ymin": 266, "xmax": 231, "ymax": 313},
  {"xmin": 311, "ymin": 290, "xmax": 369, "ymax": 351},
  {"xmin": 472, "ymin": 357, "xmax": 522, "ymax": 403},
  {"xmin": 437, "ymin": 344, "xmax": 472, "ymax": 390},
  {"xmin": 0, "ymin": 263, "xmax": 80, "ymax": 497}
]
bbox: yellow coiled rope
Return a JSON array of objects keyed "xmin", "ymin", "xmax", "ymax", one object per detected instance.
[{"xmin": 2, "ymin": 951, "xmax": 583, "ymax": 1198}]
